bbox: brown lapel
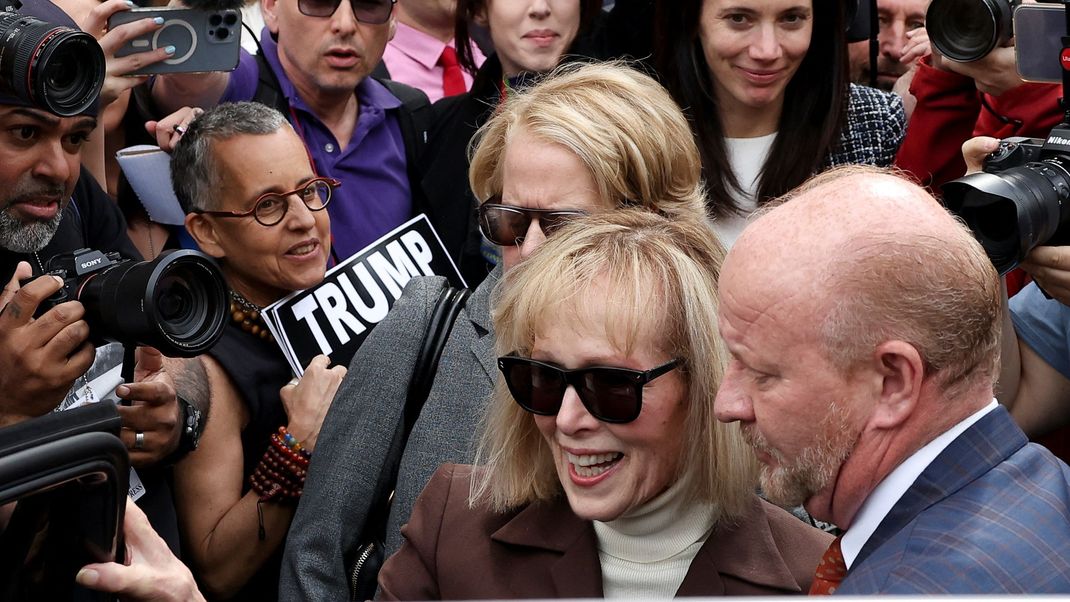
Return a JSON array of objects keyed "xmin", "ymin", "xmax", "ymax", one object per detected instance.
[
  {"xmin": 491, "ymin": 495, "xmax": 605, "ymax": 598},
  {"xmin": 677, "ymin": 496, "xmax": 806, "ymax": 595},
  {"xmin": 491, "ymin": 493, "xmax": 806, "ymax": 597}
]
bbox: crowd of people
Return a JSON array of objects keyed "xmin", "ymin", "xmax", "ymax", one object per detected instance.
[{"xmin": 4, "ymin": 0, "xmax": 1070, "ymax": 599}]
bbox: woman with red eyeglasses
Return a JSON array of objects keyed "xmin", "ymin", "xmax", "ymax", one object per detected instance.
[
  {"xmin": 280, "ymin": 62, "xmax": 710, "ymax": 599},
  {"xmin": 169, "ymin": 102, "xmax": 347, "ymax": 601},
  {"xmin": 379, "ymin": 209, "xmax": 832, "ymax": 598}
]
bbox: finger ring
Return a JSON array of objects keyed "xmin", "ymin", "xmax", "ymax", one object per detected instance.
[
  {"xmin": 134, "ymin": 431, "xmax": 145, "ymax": 450},
  {"xmin": 173, "ymin": 124, "xmax": 187, "ymax": 135}
]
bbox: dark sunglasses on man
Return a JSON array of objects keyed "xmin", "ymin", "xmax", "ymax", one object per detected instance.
[
  {"xmin": 497, "ymin": 355, "xmax": 683, "ymax": 424},
  {"xmin": 478, "ymin": 200, "xmax": 589, "ymax": 247},
  {"xmin": 298, "ymin": 0, "xmax": 395, "ymax": 21}
]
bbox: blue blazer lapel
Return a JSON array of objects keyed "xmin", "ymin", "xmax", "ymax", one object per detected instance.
[{"xmin": 853, "ymin": 406, "xmax": 1027, "ymax": 568}]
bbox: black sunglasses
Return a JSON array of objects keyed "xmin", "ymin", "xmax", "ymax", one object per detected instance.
[
  {"xmin": 497, "ymin": 355, "xmax": 683, "ymax": 424},
  {"xmin": 297, "ymin": 0, "xmax": 395, "ymax": 22},
  {"xmin": 478, "ymin": 201, "xmax": 588, "ymax": 247}
]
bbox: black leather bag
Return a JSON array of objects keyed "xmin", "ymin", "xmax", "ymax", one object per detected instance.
[
  {"xmin": 0, "ymin": 403, "xmax": 128, "ymax": 602},
  {"xmin": 348, "ymin": 284, "xmax": 470, "ymax": 601}
]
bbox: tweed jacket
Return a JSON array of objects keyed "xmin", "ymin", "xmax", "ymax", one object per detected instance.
[
  {"xmin": 839, "ymin": 406, "xmax": 1070, "ymax": 594},
  {"xmin": 379, "ymin": 464, "xmax": 833, "ymax": 599},
  {"xmin": 279, "ymin": 271, "xmax": 499, "ymax": 601},
  {"xmin": 825, "ymin": 84, "xmax": 906, "ymax": 169}
]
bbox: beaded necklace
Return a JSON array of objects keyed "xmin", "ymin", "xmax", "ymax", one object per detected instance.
[{"xmin": 229, "ymin": 290, "xmax": 275, "ymax": 343}]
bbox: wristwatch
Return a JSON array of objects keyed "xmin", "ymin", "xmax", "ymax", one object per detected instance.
[{"xmin": 166, "ymin": 394, "xmax": 205, "ymax": 465}]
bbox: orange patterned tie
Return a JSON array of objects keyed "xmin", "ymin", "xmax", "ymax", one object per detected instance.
[{"xmin": 809, "ymin": 536, "xmax": 847, "ymax": 595}]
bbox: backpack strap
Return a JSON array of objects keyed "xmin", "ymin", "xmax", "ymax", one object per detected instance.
[
  {"xmin": 251, "ymin": 50, "xmax": 290, "ymax": 116},
  {"xmin": 376, "ymin": 78, "xmax": 432, "ymax": 168}
]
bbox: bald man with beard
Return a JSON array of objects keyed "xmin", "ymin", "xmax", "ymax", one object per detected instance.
[{"xmin": 713, "ymin": 165, "xmax": 1070, "ymax": 594}]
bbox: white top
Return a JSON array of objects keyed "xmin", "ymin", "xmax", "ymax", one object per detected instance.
[
  {"xmin": 593, "ymin": 479, "xmax": 716, "ymax": 598},
  {"xmin": 709, "ymin": 132, "xmax": 777, "ymax": 250},
  {"xmin": 840, "ymin": 399, "xmax": 999, "ymax": 569},
  {"xmin": 240, "ymin": 3, "xmax": 266, "ymax": 55}
]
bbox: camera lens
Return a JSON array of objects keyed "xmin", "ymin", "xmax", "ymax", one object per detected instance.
[
  {"xmin": 926, "ymin": 0, "xmax": 1014, "ymax": 62},
  {"xmin": 0, "ymin": 12, "xmax": 105, "ymax": 116},
  {"xmin": 216, "ymin": 27, "xmax": 229, "ymax": 40},
  {"xmin": 75, "ymin": 250, "xmax": 228, "ymax": 356},
  {"xmin": 944, "ymin": 157, "xmax": 1070, "ymax": 274}
]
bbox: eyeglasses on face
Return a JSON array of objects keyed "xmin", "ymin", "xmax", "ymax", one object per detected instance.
[
  {"xmin": 478, "ymin": 200, "xmax": 589, "ymax": 247},
  {"xmin": 297, "ymin": 0, "xmax": 395, "ymax": 22},
  {"xmin": 193, "ymin": 177, "xmax": 340, "ymax": 227},
  {"xmin": 497, "ymin": 355, "xmax": 683, "ymax": 424}
]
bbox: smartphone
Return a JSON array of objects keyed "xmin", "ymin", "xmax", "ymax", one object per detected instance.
[
  {"xmin": 107, "ymin": 7, "xmax": 242, "ymax": 75},
  {"xmin": 1014, "ymin": 3, "xmax": 1063, "ymax": 83}
]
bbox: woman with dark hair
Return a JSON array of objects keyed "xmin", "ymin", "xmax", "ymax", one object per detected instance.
[
  {"xmin": 418, "ymin": 0, "xmax": 626, "ymax": 288},
  {"xmin": 655, "ymin": 0, "xmax": 905, "ymax": 247}
]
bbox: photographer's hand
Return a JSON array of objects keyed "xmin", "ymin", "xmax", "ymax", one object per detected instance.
[
  {"xmin": 1021, "ymin": 246, "xmax": 1070, "ymax": 306},
  {"xmin": 77, "ymin": 498, "xmax": 206, "ymax": 602},
  {"xmin": 0, "ymin": 264, "xmax": 95, "ymax": 427},
  {"xmin": 145, "ymin": 106, "xmax": 204, "ymax": 153},
  {"xmin": 84, "ymin": 0, "xmax": 174, "ymax": 109},
  {"xmin": 116, "ymin": 346, "xmax": 182, "ymax": 468},
  {"xmin": 939, "ymin": 44, "xmax": 1024, "ymax": 97},
  {"xmin": 961, "ymin": 136, "xmax": 1001, "ymax": 174}
]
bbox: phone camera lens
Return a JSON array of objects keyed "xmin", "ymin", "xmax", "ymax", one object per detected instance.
[
  {"xmin": 224, "ymin": 12, "xmax": 238, "ymax": 25},
  {"xmin": 216, "ymin": 27, "xmax": 229, "ymax": 39},
  {"xmin": 209, "ymin": 13, "xmax": 222, "ymax": 26}
]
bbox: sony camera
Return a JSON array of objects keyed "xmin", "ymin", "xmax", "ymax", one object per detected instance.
[
  {"xmin": 31, "ymin": 248, "xmax": 229, "ymax": 357},
  {"xmin": 0, "ymin": 0, "xmax": 105, "ymax": 116},
  {"xmin": 943, "ymin": 128, "xmax": 1070, "ymax": 275}
]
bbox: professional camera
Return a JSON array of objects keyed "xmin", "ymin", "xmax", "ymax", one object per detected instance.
[
  {"xmin": 0, "ymin": 0, "xmax": 105, "ymax": 116},
  {"xmin": 943, "ymin": 130, "xmax": 1070, "ymax": 275},
  {"xmin": 926, "ymin": 0, "xmax": 1018, "ymax": 62},
  {"xmin": 31, "ymin": 248, "xmax": 229, "ymax": 357}
]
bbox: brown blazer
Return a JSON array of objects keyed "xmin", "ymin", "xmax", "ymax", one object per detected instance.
[{"xmin": 378, "ymin": 464, "xmax": 832, "ymax": 599}]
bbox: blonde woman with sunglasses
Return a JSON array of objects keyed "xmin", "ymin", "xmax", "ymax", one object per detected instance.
[
  {"xmin": 281, "ymin": 61, "xmax": 709, "ymax": 599},
  {"xmin": 379, "ymin": 210, "xmax": 832, "ymax": 598}
]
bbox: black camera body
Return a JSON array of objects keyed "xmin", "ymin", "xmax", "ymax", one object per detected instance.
[
  {"xmin": 943, "ymin": 125, "xmax": 1070, "ymax": 275},
  {"xmin": 30, "ymin": 248, "xmax": 229, "ymax": 357},
  {"xmin": 0, "ymin": 0, "xmax": 105, "ymax": 116},
  {"xmin": 36, "ymin": 248, "xmax": 123, "ymax": 312}
]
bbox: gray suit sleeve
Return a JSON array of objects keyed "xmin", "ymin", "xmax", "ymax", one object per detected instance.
[{"xmin": 278, "ymin": 276, "xmax": 447, "ymax": 601}]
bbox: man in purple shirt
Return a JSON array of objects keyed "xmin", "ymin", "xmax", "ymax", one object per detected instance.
[
  {"xmin": 153, "ymin": 0, "xmax": 432, "ymax": 262},
  {"xmin": 382, "ymin": 0, "xmax": 486, "ymax": 102}
]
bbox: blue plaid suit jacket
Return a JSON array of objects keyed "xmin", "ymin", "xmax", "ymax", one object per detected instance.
[{"xmin": 838, "ymin": 405, "xmax": 1070, "ymax": 594}]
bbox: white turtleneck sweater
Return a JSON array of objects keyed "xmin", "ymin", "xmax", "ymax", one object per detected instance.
[{"xmin": 593, "ymin": 479, "xmax": 717, "ymax": 598}]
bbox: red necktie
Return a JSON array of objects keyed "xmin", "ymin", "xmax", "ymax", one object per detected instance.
[
  {"xmin": 809, "ymin": 536, "xmax": 847, "ymax": 595},
  {"xmin": 438, "ymin": 46, "xmax": 466, "ymax": 97}
]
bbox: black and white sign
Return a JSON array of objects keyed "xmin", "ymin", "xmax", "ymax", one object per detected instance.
[{"xmin": 263, "ymin": 215, "xmax": 467, "ymax": 375}]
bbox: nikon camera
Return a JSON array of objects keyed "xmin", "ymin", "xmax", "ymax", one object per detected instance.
[
  {"xmin": 31, "ymin": 248, "xmax": 229, "ymax": 357},
  {"xmin": 943, "ymin": 126, "xmax": 1070, "ymax": 275}
]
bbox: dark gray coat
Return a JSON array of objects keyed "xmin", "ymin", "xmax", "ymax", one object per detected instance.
[{"xmin": 279, "ymin": 268, "xmax": 499, "ymax": 600}]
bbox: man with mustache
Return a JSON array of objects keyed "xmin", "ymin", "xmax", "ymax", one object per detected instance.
[
  {"xmin": 151, "ymin": 0, "xmax": 475, "ymax": 275},
  {"xmin": 848, "ymin": 0, "xmax": 927, "ymax": 92},
  {"xmin": 0, "ymin": 0, "xmax": 199, "ymax": 554},
  {"xmin": 714, "ymin": 165, "xmax": 1070, "ymax": 594}
]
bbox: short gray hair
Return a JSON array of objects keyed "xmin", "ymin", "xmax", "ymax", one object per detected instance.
[{"xmin": 171, "ymin": 102, "xmax": 289, "ymax": 212}]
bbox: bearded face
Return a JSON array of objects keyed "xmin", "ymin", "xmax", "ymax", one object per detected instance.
[{"xmin": 743, "ymin": 401, "xmax": 860, "ymax": 507}]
